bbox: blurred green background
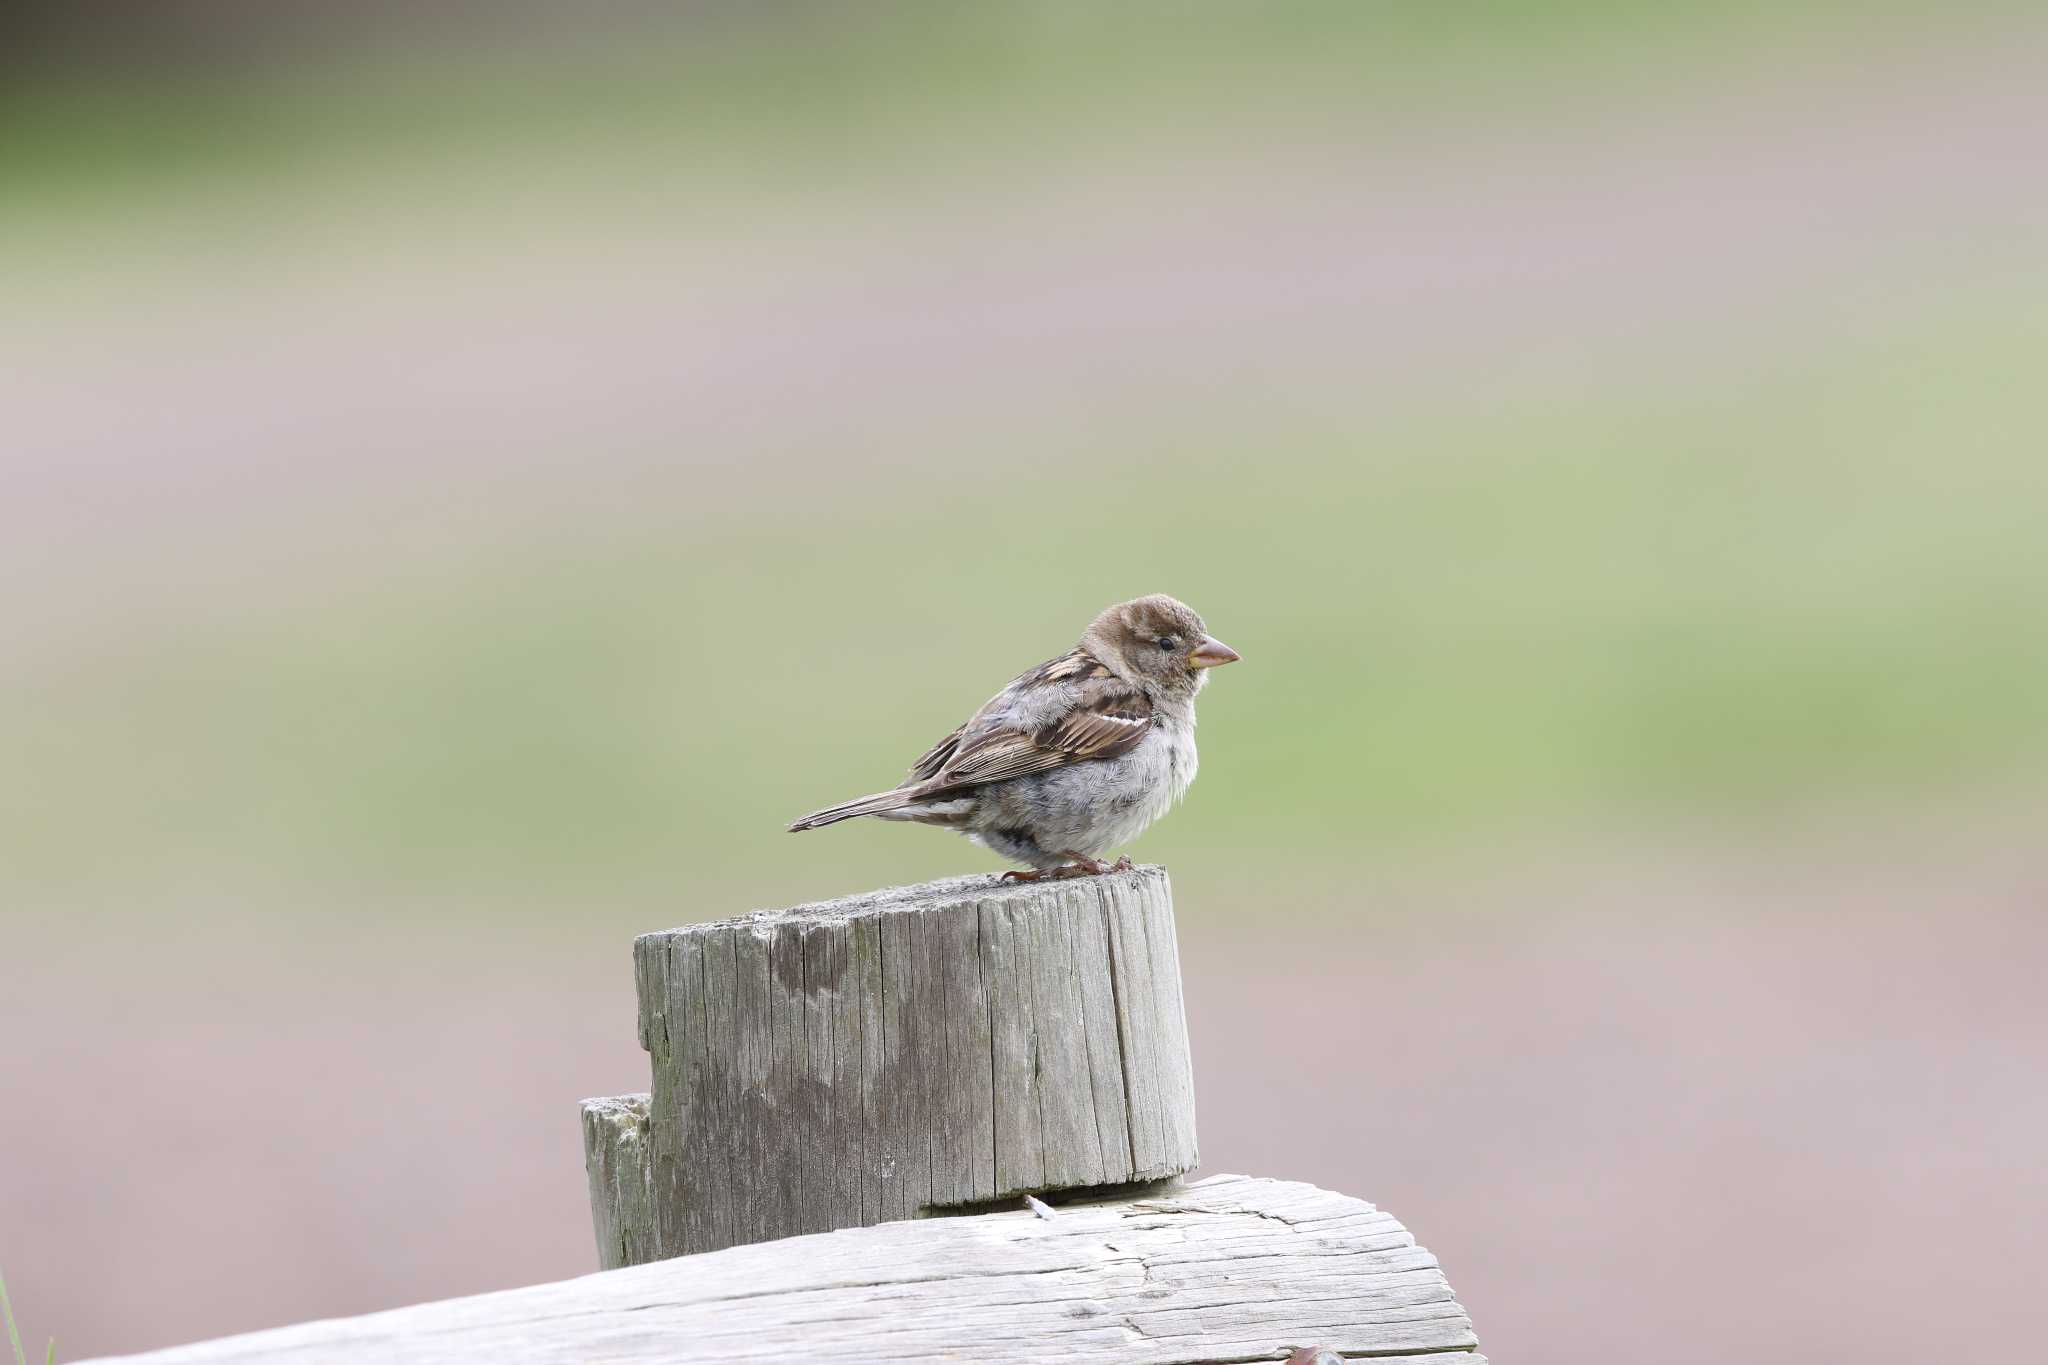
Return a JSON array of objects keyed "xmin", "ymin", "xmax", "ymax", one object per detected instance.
[{"xmin": 4, "ymin": 4, "xmax": 2045, "ymax": 1362}]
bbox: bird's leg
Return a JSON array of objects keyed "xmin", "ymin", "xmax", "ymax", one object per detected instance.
[{"xmin": 1110, "ymin": 855, "xmax": 1134, "ymax": 872}]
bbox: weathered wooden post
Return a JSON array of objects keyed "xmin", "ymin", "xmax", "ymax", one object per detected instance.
[
  {"xmin": 84, "ymin": 866, "xmax": 1485, "ymax": 1362},
  {"xmin": 581, "ymin": 865, "xmax": 1199, "ymax": 1265}
]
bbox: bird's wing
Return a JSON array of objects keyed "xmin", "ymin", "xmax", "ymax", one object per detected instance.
[
  {"xmin": 919, "ymin": 661, "xmax": 1153, "ymax": 793},
  {"xmin": 904, "ymin": 724, "xmax": 966, "ymax": 784},
  {"xmin": 906, "ymin": 648, "xmax": 1107, "ymax": 783}
]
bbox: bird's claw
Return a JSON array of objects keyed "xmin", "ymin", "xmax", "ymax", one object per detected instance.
[
  {"xmin": 1004, "ymin": 854, "xmax": 1134, "ymax": 883},
  {"xmin": 1059, "ymin": 852, "xmax": 1138, "ymax": 878}
]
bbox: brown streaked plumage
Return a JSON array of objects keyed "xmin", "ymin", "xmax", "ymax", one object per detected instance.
[{"xmin": 787, "ymin": 594, "xmax": 1240, "ymax": 878}]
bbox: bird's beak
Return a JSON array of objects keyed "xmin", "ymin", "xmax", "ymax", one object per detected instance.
[{"xmin": 1189, "ymin": 636, "xmax": 1241, "ymax": 668}]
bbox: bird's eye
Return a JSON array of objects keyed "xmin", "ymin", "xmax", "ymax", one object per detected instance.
[{"xmin": 1157, "ymin": 636, "xmax": 1180, "ymax": 652}]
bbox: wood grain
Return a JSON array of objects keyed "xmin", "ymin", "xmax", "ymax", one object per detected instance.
[
  {"xmin": 618, "ymin": 865, "xmax": 1199, "ymax": 1262},
  {"xmin": 83, "ymin": 1175, "xmax": 1485, "ymax": 1365}
]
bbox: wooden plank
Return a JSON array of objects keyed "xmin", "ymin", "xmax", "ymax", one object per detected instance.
[
  {"xmin": 1070, "ymin": 883, "xmax": 1136, "ymax": 1177},
  {"xmin": 1135, "ymin": 875, "xmax": 1200, "ymax": 1174},
  {"xmin": 82, "ymin": 1176, "xmax": 1485, "ymax": 1365},
  {"xmin": 622, "ymin": 866, "xmax": 1200, "ymax": 1261},
  {"xmin": 1024, "ymin": 893, "xmax": 1091, "ymax": 1188},
  {"xmin": 875, "ymin": 903, "xmax": 924, "ymax": 1223},
  {"xmin": 983, "ymin": 892, "xmax": 1046, "ymax": 1193},
  {"xmin": 1103, "ymin": 874, "xmax": 1201, "ymax": 1179}
]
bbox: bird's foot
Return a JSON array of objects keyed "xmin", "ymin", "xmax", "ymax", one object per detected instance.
[
  {"xmin": 1005, "ymin": 864, "xmax": 1096, "ymax": 882},
  {"xmin": 1004, "ymin": 855, "xmax": 1134, "ymax": 883},
  {"xmin": 1055, "ymin": 852, "xmax": 1135, "ymax": 878}
]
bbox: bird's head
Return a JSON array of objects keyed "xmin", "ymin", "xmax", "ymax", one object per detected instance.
[{"xmin": 1082, "ymin": 593, "xmax": 1240, "ymax": 700}]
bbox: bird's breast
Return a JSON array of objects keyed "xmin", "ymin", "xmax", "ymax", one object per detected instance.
[{"xmin": 1158, "ymin": 715, "xmax": 1199, "ymax": 806}]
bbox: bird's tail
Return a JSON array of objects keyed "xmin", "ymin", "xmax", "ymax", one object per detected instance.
[{"xmin": 787, "ymin": 788, "xmax": 918, "ymax": 832}]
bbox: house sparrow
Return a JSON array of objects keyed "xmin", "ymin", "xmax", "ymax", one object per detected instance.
[{"xmin": 788, "ymin": 594, "xmax": 1240, "ymax": 881}]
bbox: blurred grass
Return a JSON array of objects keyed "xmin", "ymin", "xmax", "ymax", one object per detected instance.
[
  {"xmin": 0, "ymin": 1270, "xmax": 56, "ymax": 1365},
  {"xmin": 3, "ymin": 0, "xmax": 2044, "ymax": 918},
  {"xmin": 6, "ymin": 270, "xmax": 2042, "ymax": 910}
]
